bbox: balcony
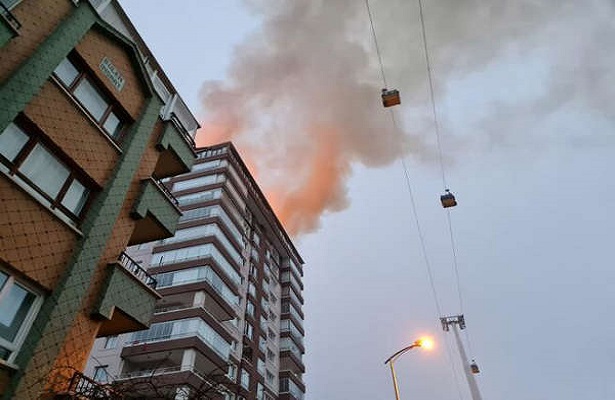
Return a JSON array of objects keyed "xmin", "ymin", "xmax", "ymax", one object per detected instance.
[
  {"xmin": 154, "ymin": 118, "xmax": 196, "ymax": 179},
  {"xmin": 115, "ymin": 365, "xmax": 232, "ymax": 399},
  {"xmin": 154, "ymin": 269, "xmax": 240, "ymax": 321},
  {"xmin": 53, "ymin": 372, "xmax": 120, "ymax": 399},
  {"xmin": 282, "ymin": 286, "xmax": 304, "ymax": 308},
  {"xmin": 129, "ymin": 178, "xmax": 182, "ymax": 246},
  {"xmin": 279, "ymin": 375, "xmax": 305, "ymax": 400},
  {"xmin": 123, "ymin": 318, "xmax": 231, "ymax": 371},
  {"xmin": 280, "ymin": 348, "xmax": 305, "ymax": 374},
  {"xmin": 92, "ymin": 252, "xmax": 160, "ymax": 337}
]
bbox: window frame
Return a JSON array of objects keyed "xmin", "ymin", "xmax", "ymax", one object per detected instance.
[
  {"xmin": 103, "ymin": 335, "xmax": 118, "ymax": 349},
  {"xmin": 52, "ymin": 54, "xmax": 131, "ymax": 143},
  {"xmin": 93, "ymin": 365, "xmax": 109, "ymax": 383},
  {"xmin": 0, "ymin": 268, "xmax": 43, "ymax": 365},
  {"xmin": 0, "ymin": 117, "xmax": 97, "ymax": 226}
]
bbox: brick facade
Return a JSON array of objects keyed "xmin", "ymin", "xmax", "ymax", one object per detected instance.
[{"xmin": 0, "ymin": 1, "xmax": 197, "ymax": 398}]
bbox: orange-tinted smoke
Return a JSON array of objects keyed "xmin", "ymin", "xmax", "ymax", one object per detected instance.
[{"xmin": 197, "ymin": 0, "xmax": 417, "ymax": 236}]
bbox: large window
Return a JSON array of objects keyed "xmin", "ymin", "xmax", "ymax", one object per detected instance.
[
  {"xmin": 0, "ymin": 121, "xmax": 92, "ymax": 225},
  {"xmin": 0, "ymin": 269, "xmax": 42, "ymax": 363},
  {"xmin": 53, "ymin": 57, "xmax": 127, "ymax": 140}
]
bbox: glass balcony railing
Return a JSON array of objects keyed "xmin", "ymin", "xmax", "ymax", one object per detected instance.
[
  {"xmin": 155, "ymin": 266, "xmax": 239, "ymax": 307},
  {"xmin": 159, "ymin": 223, "xmax": 242, "ymax": 266},
  {"xmin": 280, "ymin": 377, "xmax": 304, "ymax": 400},
  {"xmin": 280, "ymin": 319, "xmax": 304, "ymax": 346},
  {"xmin": 129, "ymin": 318, "xmax": 230, "ymax": 360},
  {"xmin": 151, "ymin": 243, "xmax": 241, "ymax": 286},
  {"xmin": 280, "ymin": 338, "xmax": 303, "ymax": 359}
]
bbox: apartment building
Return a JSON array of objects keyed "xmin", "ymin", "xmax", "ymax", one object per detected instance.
[
  {"xmin": 0, "ymin": 0, "xmax": 198, "ymax": 398},
  {"xmin": 86, "ymin": 143, "xmax": 306, "ymax": 399}
]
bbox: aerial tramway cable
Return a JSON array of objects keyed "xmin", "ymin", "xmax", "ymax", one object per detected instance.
[
  {"xmin": 364, "ymin": 1, "xmax": 466, "ymax": 398},
  {"xmin": 416, "ymin": 0, "xmax": 476, "ymax": 359}
]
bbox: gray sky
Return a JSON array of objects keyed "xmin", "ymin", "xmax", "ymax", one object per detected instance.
[{"xmin": 120, "ymin": 1, "xmax": 615, "ymax": 399}]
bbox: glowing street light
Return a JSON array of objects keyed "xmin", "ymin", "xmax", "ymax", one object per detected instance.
[{"xmin": 384, "ymin": 337, "xmax": 433, "ymax": 400}]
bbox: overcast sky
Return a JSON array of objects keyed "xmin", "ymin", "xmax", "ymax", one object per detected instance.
[{"xmin": 120, "ymin": 1, "xmax": 615, "ymax": 399}]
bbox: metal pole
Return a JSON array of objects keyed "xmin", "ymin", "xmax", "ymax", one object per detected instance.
[
  {"xmin": 388, "ymin": 360, "xmax": 401, "ymax": 400},
  {"xmin": 451, "ymin": 324, "xmax": 482, "ymax": 400}
]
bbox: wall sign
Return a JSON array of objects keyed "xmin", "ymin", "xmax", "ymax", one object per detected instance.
[{"xmin": 99, "ymin": 57, "xmax": 125, "ymax": 92}]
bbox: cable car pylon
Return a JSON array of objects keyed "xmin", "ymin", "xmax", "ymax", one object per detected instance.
[{"xmin": 441, "ymin": 315, "xmax": 483, "ymax": 400}]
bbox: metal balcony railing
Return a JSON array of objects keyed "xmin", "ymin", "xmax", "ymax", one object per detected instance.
[
  {"xmin": 66, "ymin": 371, "xmax": 120, "ymax": 399},
  {"xmin": 170, "ymin": 112, "xmax": 196, "ymax": 148},
  {"xmin": 0, "ymin": 2, "xmax": 21, "ymax": 32},
  {"xmin": 118, "ymin": 251, "xmax": 157, "ymax": 289},
  {"xmin": 153, "ymin": 178, "xmax": 179, "ymax": 207}
]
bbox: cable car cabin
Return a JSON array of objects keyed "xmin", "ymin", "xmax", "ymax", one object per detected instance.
[
  {"xmin": 440, "ymin": 190, "xmax": 457, "ymax": 208},
  {"xmin": 470, "ymin": 361, "xmax": 480, "ymax": 374},
  {"xmin": 382, "ymin": 88, "xmax": 401, "ymax": 108}
]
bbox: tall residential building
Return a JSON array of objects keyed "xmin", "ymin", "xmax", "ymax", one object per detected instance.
[
  {"xmin": 0, "ymin": 0, "xmax": 198, "ymax": 398},
  {"xmin": 86, "ymin": 143, "xmax": 307, "ymax": 400}
]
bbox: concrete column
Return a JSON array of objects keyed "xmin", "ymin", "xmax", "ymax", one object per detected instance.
[
  {"xmin": 180, "ymin": 349, "xmax": 196, "ymax": 371},
  {"xmin": 193, "ymin": 290, "xmax": 206, "ymax": 307}
]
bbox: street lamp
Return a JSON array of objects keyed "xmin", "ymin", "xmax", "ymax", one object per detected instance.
[{"xmin": 384, "ymin": 338, "xmax": 433, "ymax": 400}]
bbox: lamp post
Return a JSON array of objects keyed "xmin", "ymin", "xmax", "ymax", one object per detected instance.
[{"xmin": 384, "ymin": 338, "xmax": 433, "ymax": 400}]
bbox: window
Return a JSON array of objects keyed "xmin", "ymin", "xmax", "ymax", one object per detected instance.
[
  {"xmin": 248, "ymin": 282, "xmax": 256, "ymax": 298},
  {"xmin": 0, "ymin": 121, "xmax": 93, "ymax": 225},
  {"xmin": 240, "ymin": 368, "xmax": 250, "ymax": 389},
  {"xmin": 103, "ymin": 335, "xmax": 118, "ymax": 349},
  {"xmin": 244, "ymin": 322, "xmax": 253, "ymax": 340},
  {"xmin": 246, "ymin": 300, "xmax": 255, "ymax": 317},
  {"xmin": 1, "ymin": 0, "xmax": 23, "ymax": 10},
  {"xmin": 93, "ymin": 366, "xmax": 109, "ymax": 383},
  {"xmin": 53, "ymin": 57, "xmax": 127, "ymax": 140},
  {"xmin": 256, "ymin": 382, "xmax": 264, "ymax": 400},
  {"xmin": 266, "ymin": 370, "xmax": 275, "ymax": 386},
  {"xmin": 0, "ymin": 270, "xmax": 42, "ymax": 363},
  {"xmin": 227, "ymin": 363, "xmax": 237, "ymax": 380}
]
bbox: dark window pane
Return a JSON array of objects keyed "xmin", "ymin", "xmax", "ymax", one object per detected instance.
[{"xmin": 0, "ymin": 283, "xmax": 35, "ymax": 342}]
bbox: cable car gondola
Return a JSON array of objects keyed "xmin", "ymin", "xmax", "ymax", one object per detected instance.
[
  {"xmin": 440, "ymin": 189, "xmax": 457, "ymax": 208},
  {"xmin": 470, "ymin": 360, "xmax": 480, "ymax": 374},
  {"xmin": 381, "ymin": 88, "xmax": 401, "ymax": 107}
]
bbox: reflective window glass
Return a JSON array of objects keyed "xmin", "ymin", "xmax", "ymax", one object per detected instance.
[
  {"xmin": 74, "ymin": 79, "xmax": 108, "ymax": 121},
  {"xmin": 53, "ymin": 58, "xmax": 79, "ymax": 87},
  {"xmin": 20, "ymin": 144, "xmax": 70, "ymax": 198},
  {"xmin": 0, "ymin": 123, "xmax": 29, "ymax": 162}
]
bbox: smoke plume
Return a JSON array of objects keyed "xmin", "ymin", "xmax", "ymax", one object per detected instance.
[{"xmin": 197, "ymin": 0, "xmax": 615, "ymax": 236}]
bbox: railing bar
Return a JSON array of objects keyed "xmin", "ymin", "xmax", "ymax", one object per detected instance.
[
  {"xmin": 119, "ymin": 251, "xmax": 158, "ymax": 289},
  {"xmin": 0, "ymin": 2, "xmax": 22, "ymax": 30}
]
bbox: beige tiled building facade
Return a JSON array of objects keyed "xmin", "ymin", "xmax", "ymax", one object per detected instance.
[{"xmin": 0, "ymin": 0, "xmax": 198, "ymax": 398}]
